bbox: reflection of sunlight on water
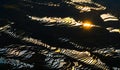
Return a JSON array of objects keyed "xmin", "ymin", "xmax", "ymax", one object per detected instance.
[
  {"xmin": 82, "ymin": 21, "xmax": 93, "ymax": 30},
  {"xmin": 28, "ymin": 15, "xmax": 101, "ymax": 30},
  {"xmin": 1, "ymin": 0, "xmax": 120, "ymax": 70},
  {"xmin": 0, "ymin": 24, "xmax": 109, "ymax": 70},
  {"xmin": 82, "ymin": 20, "xmax": 100, "ymax": 30},
  {"xmin": 106, "ymin": 27, "xmax": 120, "ymax": 33},
  {"xmin": 100, "ymin": 13, "xmax": 119, "ymax": 22},
  {"xmin": 66, "ymin": 0, "xmax": 106, "ymax": 13},
  {"xmin": 28, "ymin": 16, "xmax": 82, "ymax": 26}
]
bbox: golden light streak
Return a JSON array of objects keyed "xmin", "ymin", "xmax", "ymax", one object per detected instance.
[
  {"xmin": 81, "ymin": 20, "xmax": 100, "ymax": 30},
  {"xmin": 82, "ymin": 21, "xmax": 94, "ymax": 30}
]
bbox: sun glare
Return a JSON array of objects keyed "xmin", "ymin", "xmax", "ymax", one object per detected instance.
[{"xmin": 82, "ymin": 21, "xmax": 94, "ymax": 30}]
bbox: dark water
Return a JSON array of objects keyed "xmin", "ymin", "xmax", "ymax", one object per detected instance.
[{"xmin": 0, "ymin": 0, "xmax": 120, "ymax": 70}]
